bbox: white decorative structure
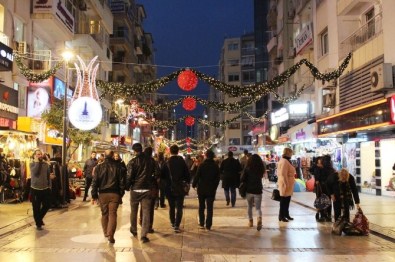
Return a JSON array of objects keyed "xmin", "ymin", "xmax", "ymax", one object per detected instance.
[{"xmin": 68, "ymin": 56, "xmax": 103, "ymax": 131}]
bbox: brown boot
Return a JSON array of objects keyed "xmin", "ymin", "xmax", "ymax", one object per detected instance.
[
  {"xmin": 257, "ymin": 217, "xmax": 262, "ymax": 231},
  {"xmin": 248, "ymin": 219, "xmax": 253, "ymax": 227}
]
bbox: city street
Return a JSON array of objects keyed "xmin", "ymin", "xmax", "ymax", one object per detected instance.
[{"xmin": 0, "ymin": 185, "xmax": 394, "ymax": 262}]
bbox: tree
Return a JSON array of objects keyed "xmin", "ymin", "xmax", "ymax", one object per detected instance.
[{"xmin": 41, "ymin": 100, "xmax": 99, "ymax": 162}]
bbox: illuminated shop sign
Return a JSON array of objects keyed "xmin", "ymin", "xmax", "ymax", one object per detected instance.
[
  {"xmin": 0, "ymin": 42, "xmax": 13, "ymax": 71},
  {"xmin": 271, "ymin": 107, "xmax": 289, "ymax": 125}
]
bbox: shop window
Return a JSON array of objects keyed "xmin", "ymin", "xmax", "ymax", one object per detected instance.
[
  {"xmin": 243, "ymin": 136, "xmax": 252, "ymax": 145},
  {"xmin": 14, "ymin": 17, "xmax": 24, "ymax": 43}
]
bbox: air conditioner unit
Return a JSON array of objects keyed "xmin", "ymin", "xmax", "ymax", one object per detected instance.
[
  {"xmin": 323, "ymin": 93, "xmax": 335, "ymax": 108},
  {"xmin": 17, "ymin": 41, "xmax": 27, "ymax": 54},
  {"xmin": 370, "ymin": 63, "xmax": 393, "ymax": 92}
]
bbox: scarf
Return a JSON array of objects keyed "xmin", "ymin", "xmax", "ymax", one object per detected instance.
[
  {"xmin": 339, "ymin": 179, "xmax": 354, "ymax": 210},
  {"xmin": 282, "ymin": 155, "xmax": 292, "ymax": 164}
]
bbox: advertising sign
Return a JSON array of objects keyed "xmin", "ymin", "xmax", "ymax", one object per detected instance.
[
  {"xmin": 28, "ymin": 77, "xmax": 53, "ymax": 118},
  {"xmin": 0, "ymin": 84, "xmax": 19, "ymax": 120},
  {"xmin": 295, "ymin": 22, "xmax": 313, "ymax": 55},
  {"xmin": 68, "ymin": 97, "xmax": 102, "ymax": 131}
]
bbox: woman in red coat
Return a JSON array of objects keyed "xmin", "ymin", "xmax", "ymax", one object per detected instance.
[{"xmin": 277, "ymin": 148, "xmax": 296, "ymax": 222}]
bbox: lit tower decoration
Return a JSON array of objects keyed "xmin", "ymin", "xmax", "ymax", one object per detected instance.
[
  {"xmin": 182, "ymin": 97, "xmax": 197, "ymax": 111},
  {"xmin": 177, "ymin": 69, "xmax": 198, "ymax": 91},
  {"xmin": 68, "ymin": 56, "xmax": 103, "ymax": 130}
]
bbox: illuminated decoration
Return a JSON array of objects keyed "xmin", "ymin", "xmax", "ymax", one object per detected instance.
[
  {"xmin": 198, "ymin": 114, "xmax": 242, "ymax": 128},
  {"xmin": 182, "ymin": 97, "xmax": 197, "ymax": 111},
  {"xmin": 177, "ymin": 69, "xmax": 198, "ymax": 91},
  {"xmin": 243, "ymin": 111, "xmax": 268, "ymax": 123},
  {"xmin": 185, "ymin": 116, "xmax": 195, "ymax": 126},
  {"xmin": 186, "ymin": 137, "xmax": 191, "ymax": 143},
  {"xmin": 140, "ymin": 98, "xmax": 183, "ymax": 112},
  {"xmin": 187, "ymin": 147, "xmax": 192, "ymax": 154},
  {"xmin": 68, "ymin": 56, "xmax": 102, "ymax": 131},
  {"xmin": 391, "ymin": 95, "xmax": 395, "ymax": 124},
  {"xmin": 272, "ymin": 85, "xmax": 307, "ymax": 105},
  {"xmin": 14, "ymin": 53, "xmax": 63, "ymax": 83}
]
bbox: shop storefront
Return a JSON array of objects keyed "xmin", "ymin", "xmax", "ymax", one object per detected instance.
[{"xmin": 317, "ymin": 97, "xmax": 395, "ymax": 196}]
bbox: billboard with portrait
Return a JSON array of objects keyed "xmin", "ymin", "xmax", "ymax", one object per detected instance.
[
  {"xmin": 53, "ymin": 77, "xmax": 73, "ymax": 100},
  {"xmin": 27, "ymin": 77, "xmax": 53, "ymax": 118}
]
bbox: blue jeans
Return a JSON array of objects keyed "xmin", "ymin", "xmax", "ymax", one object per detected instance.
[
  {"xmin": 198, "ymin": 195, "xmax": 215, "ymax": 229},
  {"xmin": 223, "ymin": 187, "xmax": 236, "ymax": 206},
  {"xmin": 246, "ymin": 193, "xmax": 262, "ymax": 219}
]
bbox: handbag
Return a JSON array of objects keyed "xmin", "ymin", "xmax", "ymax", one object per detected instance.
[
  {"xmin": 314, "ymin": 184, "xmax": 331, "ymax": 210},
  {"xmin": 352, "ymin": 207, "xmax": 369, "ymax": 235},
  {"xmin": 332, "ymin": 216, "xmax": 347, "ymax": 235},
  {"xmin": 238, "ymin": 182, "xmax": 247, "ymax": 198},
  {"xmin": 271, "ymin": 189, "xmax": 280, "ymax": 201}
]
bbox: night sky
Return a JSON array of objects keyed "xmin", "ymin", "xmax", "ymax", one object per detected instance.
[{"xmin": 139, "ymin": 0, "xmax": 254, "ymax": 118}]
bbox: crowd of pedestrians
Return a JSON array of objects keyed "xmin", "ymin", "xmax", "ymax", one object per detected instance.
[{"xmin": 10, "ymin": 144, "xmax": 362, "ymax": 245}]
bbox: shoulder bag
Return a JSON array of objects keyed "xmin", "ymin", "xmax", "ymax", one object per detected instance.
[
  {"xmin": 271, "ymin": 189, "xmax": 281, "ymax": 201},
  {"xmin": 314, "ymin": 184, "xmax": 331, "ymax": 210}
]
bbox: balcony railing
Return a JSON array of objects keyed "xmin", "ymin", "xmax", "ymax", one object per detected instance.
[{"xmin": 339, "ymin": 12, "xmax": 382, "ymax": 59}]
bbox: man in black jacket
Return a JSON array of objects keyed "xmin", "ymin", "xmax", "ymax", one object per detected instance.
[
  {"xmin": 220, "ymin": 151, "xmax": 242, "ymax": 207},
  {"xmin": 83, "ymin": 151, "xmax": 97, "ymax": 201},
  {"xmin": 162, "ymin": 145, "xmax": 190, "ymax": 233},
  {"xmin": 192, "ymin": 150, "xmax": 220, "ymax": 230},
  {"xmin": 126, "ymin": 143, "xmax": 158, "ymax": 243},
  {"xmin": 91, "ymin": 150, "xmax": 125, "ymax": 244}
]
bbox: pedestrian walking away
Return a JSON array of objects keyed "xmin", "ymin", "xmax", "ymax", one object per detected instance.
[
  {"xmin": 240, "ymin": 154, "xmax": 265, "ymax": 231},
  {"xmin": 83, "ymin": 151, "xmax": 98, "ymax": 201},
  {"xmin": 220, "ymin": 151, "xmax": 242, "ymax": 207},
  {"xmin": 91, "ymin": 150, "xmax": 125, "ymax": 244},
  {"xmin": 192, "ymin": 150, "xmax": 220, "ymax": 230},
  {"xmin": 126, "ymin": 143, "xmax": 159, "ymax": 243},
  {"xmin": 162, "ymin": 144, "xmax": 191, "ymax": 233},
  {"xmin": 30, "ymin": 149, "xmax": 54, "ymax": 230}
]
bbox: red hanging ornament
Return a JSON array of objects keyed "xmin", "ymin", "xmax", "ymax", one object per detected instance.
[
  {"xmin": 186, "ymin": 137, "xmax": 191, "ymax": 143},
  {"xmin": 177, "ymin": 70, "xmax": 198, "ymax": 91},
  {"xmin": 187, "ymin": 147, "xmax": 191, "ymax": 154},
  {"xmin": 182, "ymin": 97, "xmax": 197, "ymax": 111},
  {"xmin": 185, "ymin": 116, "xmax": 195, "ymax": 126}
]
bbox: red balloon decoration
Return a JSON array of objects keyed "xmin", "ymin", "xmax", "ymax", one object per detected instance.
[
  {"xmin": 177, "ymin": 70, "xmax": 198, "ymax": 91},
  {"xmin": 187, "ymin": 147, "xmax": 191, "ymax": 154},
  {"xmin": 182, "ymin": 97, "xmax": 197, "ymax": 111},
  {"xmin": 186, "ymin": 137, "xmax": 191, "ymax": 143},
  {"xmin": 185, "ymin": 116, "xmax": 195, "ymax": 126}
]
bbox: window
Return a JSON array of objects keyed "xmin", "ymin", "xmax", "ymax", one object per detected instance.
[
  {"xmin": 0, "ymin": 4, "xmax": 4, "ymax": 32},
  {"xmin": 228, "ymin": 43, "xmax": 239, "ymax": 51},
  {"xmin": 242, "ymin": 123, "xmax": 250, "ymax": 131},
  {"xmin": 365, "ymin": 9, "xmax": 375, "ymax": 39},
  {"xmin": 243, "ymin": 136, "xmax": 252, "ymax": 145},
  {"xmin": 229, "ymin": 122, "xmax": 240, "ymax": 129},
  {"xmin": 242, "ymin": 42, "xmax": 254, "ymax": 52},
  {"xmin": 228, "ymin": 59, "xmax": 239, "ymax": 66},
  {"xmin": 320, "ymin": 29, "xmax": 328, "ymax": 56},
  {"xmin": 229, "ymin": 138, "xmax": 240, "ymax": 145},
  {"xmin": 14, "ymin": 17, "xmax": 24, "ymax": 42},
  {"xmin": 228, "ymin": 74, "xmax": 239, "ymax": 82},
  {"xmin": 242, "ymin": 71, "xmax": 255, "ymax": 83},
  {"xmin": 241, "ymin": 56, "xmax": 254, "ymax": 67}
]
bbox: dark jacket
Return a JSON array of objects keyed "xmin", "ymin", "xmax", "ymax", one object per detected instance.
[
  {"xmin": 192, "ymin": 159, "xmax": 220, "ymax": 197},
  {"xmin": 162, "ymin": 155, "xmax": 190, "ymax": 196},
  {"xmin": 220, "ymin": 157, "xmax": 242, "ymax": 188},
  {"xmin": 126, "ymin": 153, "xmax": 159, "ymax": 190},
  {"xmin": 240, "ymin": 167, "xmax": 264, "ymax": 194},
  {"xmin": 91, "ymin": 157, "xmax": 125, "ymax": 198},
  {"xmin": 83, "ymin": 157, "xmax": 98, "ymax": 178},
  {"xmin": 327, "ymin": 173, "xmax": 360, "ymax": 205}
]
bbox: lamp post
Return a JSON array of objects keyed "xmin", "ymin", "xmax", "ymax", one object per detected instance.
[
  {"xmin": 61, "ymin": 50, "xmax": 73, "ymax": 201},
  {"xmin": 115, "ymin": 99, "xmax": 124, "ymax": 153}
]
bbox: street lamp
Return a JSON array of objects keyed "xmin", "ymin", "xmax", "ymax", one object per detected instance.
[
  {"xmin": 61, "ymin": 50, "xmax": 73, "ymax": 198},
  {"xmin": 115, "ymin": 98, "xmax": 124, "ymax": 152}
]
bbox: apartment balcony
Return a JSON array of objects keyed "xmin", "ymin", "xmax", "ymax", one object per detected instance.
[
  {"xmin": 72, "ymin": 34, "xmax": 112, "ymax": 71},
  {"xmin": 86, "ymin": 0, "xmax": 113, "ymax": 34},
  {"xmin": 31, "ymin": 2, "xmax": 74, "ymax": 41},
  {"xmin": 266, "ymin": 33, "xmax": 277, "ymax": 54},
  {"xmin": 339, "ymin": 13, "xmax": 383, "ymax": 59},
  {"xmin": 337, "ymin": 0, "xmax": 376, "ymax": 16},
  {"xmin": 113, "ymin": 58, "xmax": 132, "ymax": 76},
  {"xmin": 110, "ymin": 29, "xmax": 134, "ymax": 53}
]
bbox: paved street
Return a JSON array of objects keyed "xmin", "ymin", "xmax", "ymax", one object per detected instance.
[{"xmin": 0, "ymin": 184, "xmax": 394, "ymax": 262}]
